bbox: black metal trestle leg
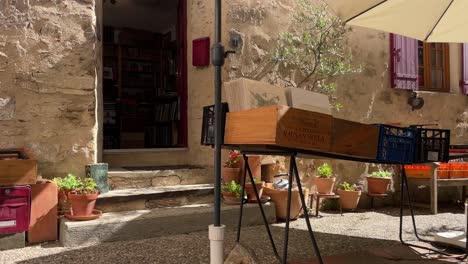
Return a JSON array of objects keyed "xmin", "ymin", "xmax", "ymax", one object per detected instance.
[
  {"xmin": 236, "ymin": 155, "xmax": 248, "ymax": 243},
  {"xmin": 282, "ymin": 157, "xmax": 294, "ymax": 263},
  {"xmin": 237, "ymin": 154, "xmax": 279, "ymax": 260},
  {"xmin": 399, "ymin": 166, "xmax": 451, "ymax": 256},
  {"xmin": 292, "ymin": 155, "xmax": 324, "ymax": 264}
]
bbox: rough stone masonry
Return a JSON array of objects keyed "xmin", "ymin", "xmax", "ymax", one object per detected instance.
[{"xmin": 0, "ymin": 0, "xmax": 98, "ymax": 178}]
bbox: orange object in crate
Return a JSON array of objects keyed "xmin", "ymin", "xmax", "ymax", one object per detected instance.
[
  {"xmin": 437, "ymin": 163, "xmax": 449, "ymax": 179},
  {"xmin": 449, "ymin": 162, "xmax": 466, "ymax": 178},
  {"xmin": 405, "ymin": 165, "xmax": 431, "ymax": 178}
]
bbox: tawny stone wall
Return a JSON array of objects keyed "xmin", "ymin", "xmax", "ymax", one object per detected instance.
[{"xmin": 0, "ymin": 0, "xmax": 98, "ymax": 178}]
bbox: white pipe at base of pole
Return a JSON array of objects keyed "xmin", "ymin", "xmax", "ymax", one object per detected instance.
[{"xmin": 209, "ymin": 224, "xmax": 226, "ymax": 264}]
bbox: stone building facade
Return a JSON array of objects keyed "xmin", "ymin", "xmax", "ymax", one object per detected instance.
[{"xmin": 0, "ymin": 0, "xmax": 467, "ymax": 203}]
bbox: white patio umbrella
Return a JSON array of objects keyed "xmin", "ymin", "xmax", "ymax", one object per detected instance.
[{"xmin": 323, "ymin": 0, "xmax": 468, "ymax": 43}]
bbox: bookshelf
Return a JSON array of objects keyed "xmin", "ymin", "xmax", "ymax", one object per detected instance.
[{"xmin": 103, "ymin": 27, "xmax": 180, "ymax": 149}]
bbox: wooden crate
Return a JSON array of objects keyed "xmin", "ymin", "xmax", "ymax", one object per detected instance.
[
  {"xmin": 331, "ymin": 118, "xmax": 379, "ymax": 159},
  {"xmin": 285, "ymin": 87, "xmax": 331, "ymax": 115},
  {"xmin": 223, "ymin": 78, "xmax": 288, "ymax": 112},
  {"xmin": 0, "ymin": 149, "xmax": 37, "ymax": 186},
  {"xmin": 224, "ymin": 106, "xmax": 332, "ymax": 152}
]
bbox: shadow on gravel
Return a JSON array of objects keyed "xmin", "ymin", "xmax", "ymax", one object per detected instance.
[{"xmin": 13, "ymin": 225, "xmax": 439, "ymax": 264}]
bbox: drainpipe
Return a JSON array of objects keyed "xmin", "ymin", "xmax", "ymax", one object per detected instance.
[{"xmin": 209, "ymin": 0, "xmax": 225, "ymax": 263}]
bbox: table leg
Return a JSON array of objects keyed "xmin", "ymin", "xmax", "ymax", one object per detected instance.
[
  {"xmin": 430, "ymin": 164, "xmax": 438, "ymax": 215},
  {"xmin": 241, "ymin": 154, "xmax": 279, "ymax": 260},
  {"xmin": 398, "ymin": 166, "xmax": 450, "ymax": 255},
  {"xmin": 316, "ymin": 196, "xmax": 320, "ymax": 217},
  {"xmin": 281, "ymin": 157, "xmax": 294, "ymax": 264},
  {"xmin": 292, "ymin": 156, "xmax": 324, "ymax": 264}
]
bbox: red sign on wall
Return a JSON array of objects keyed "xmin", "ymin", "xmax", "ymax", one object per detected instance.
[{"xmin": 192, "ymin": 37, "xmax": 210, "ymax": 67}]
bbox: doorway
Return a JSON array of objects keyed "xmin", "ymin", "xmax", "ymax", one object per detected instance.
[{"xmin": 102, "ymin": 0, "xmax": 187, "ymax": 151}]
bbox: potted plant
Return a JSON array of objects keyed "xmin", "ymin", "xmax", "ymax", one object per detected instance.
[
  {"xmin": 337, "ymin": 182, "xmax": 362, "ymax": 210},
  {"xmin": 366, "ymin": 170, "xmax": 392, "ymax": 195},
  {"xmin": 315, "ymin": 163, "xmax": 336, "ymax": 194},
  {"xmin": 223, "ymin": 150, "xmax": 242, "ymax": 184},
  {"xmin": 222, "ymin": 180, "xmax": 242, "ymax": 205},
  {"xmin": 67, "ymin": 177, "xmax": 99, "ymax": 217},
  {"xmin": 53, "ymin": 173, "xmax": 81, "ymax": 215},
  {"xmin": 245, "ymin": 178, "xmax": 265, "ymax": 201},
  {"xmin": 264, "ymin": 183, "xmax": 310, "ymax": 221}
]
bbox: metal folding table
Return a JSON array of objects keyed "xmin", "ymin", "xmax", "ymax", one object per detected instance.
[{"xmin": 230, "ymin": 145, "xmax": 464, "ymax": 264}]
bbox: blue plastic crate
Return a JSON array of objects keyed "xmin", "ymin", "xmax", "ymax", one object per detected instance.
[{"xmin": 374, "ymin": 124, "xmax": 416, "ymax": 164}]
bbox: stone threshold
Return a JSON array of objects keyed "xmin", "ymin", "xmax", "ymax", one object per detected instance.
[
  {"xmin": 103, "ymin": 147, "xmax": 188, "ymax": 154},
  {"xmin": 98, "ymin": 184, "xmax": 214, "ymax": 201}
]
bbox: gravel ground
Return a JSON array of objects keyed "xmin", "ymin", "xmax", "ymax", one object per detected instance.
[{"xmin": 0, "ymin": 207, "xmax": 466, "ymax": 264}]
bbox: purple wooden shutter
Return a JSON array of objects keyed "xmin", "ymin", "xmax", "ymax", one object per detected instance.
[
  {"xmin": 391, "ymin": 34, "xmax": 418, "ymax": 90},
  {"xmin": 461, "ymin": 44, "xmax": 468, "ymax": 95}
]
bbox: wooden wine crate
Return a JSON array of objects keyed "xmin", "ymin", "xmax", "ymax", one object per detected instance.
[
  {"xmin": 223, "ymin": 78, "xmax": 288, "ymax": 112},
  {"xmin": 331, "ymin": 118, "xmax": 380, "ymax": 159},
  {"xmin": 0, "ymin": 149, "xmax": 37, "ymax": 186},
  {"xmin": 224, "ymin": 106, "xmax": 332, "ymax": 152}
]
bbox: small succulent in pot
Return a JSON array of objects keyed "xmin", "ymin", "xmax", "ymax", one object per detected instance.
[
  {"xmin": 367, "ymin": 170, "xmax": 392, "ymax": 195},
  {"xmin": 53, "ymin": 173, "xmax": 81, "ymax": 215},
  {"xmin": 222, "ymin": 180, "xmax": 242, "ymax": 205},
  {"xmin": 315, "ymin": 163, "xmax": 336, "ymax": 194},
  {"xmin": 337, "ymin": 182, "xmax": 362, "ymax": 210},
  {"xmin": 67, "ymin": 176, "xmax": 99, "ymax": 217}
]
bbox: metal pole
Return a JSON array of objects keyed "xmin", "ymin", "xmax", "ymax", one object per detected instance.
[{"xmin": 209, "ymin": 0, "xmax": 225, "ymax": 263}]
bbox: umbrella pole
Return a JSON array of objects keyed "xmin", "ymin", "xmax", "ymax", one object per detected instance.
[{"xmin": 209, "ymin": 0, "xmax": 225, "ymax": 263}]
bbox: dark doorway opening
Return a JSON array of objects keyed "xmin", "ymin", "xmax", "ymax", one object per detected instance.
[{"xmin": 102, "ymin": 0, "xmax": 187, "ymax": 150}]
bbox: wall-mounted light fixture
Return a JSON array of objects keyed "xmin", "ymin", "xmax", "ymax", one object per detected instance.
[
  {"xmin": 407, "ymin": 92, "xmax": 424, "ymax": 111},
  {"xmin": 231, "ymin": 35, "xmax": 240, "ymax": 48}
]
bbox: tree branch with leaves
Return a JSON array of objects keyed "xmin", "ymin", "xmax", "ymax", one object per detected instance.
[{"xmin": 272, "ymin": 0, "xmax": 361, "ymax": 111}]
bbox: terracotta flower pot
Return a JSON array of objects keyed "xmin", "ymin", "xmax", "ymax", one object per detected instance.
[
  {"xmin": 366, "ymin": 177, "xmax": 391, "ymax": 194},
  {"xmin": 68, "ymin": 193, "xmax": 99, "ymax": 217},
  {"xmin": 223, "ymin": 167, "xmax": 241, "ymax": 184},
  {"xmin": 245, "ymin": 182, "xmax": 265, "ymax": 201},
  {"xmin": 222, "ymin": 192, "xmax": 241, "ymax": 205},
  {"xmin": 264, "ymin": 187, "xmax": 310, "ymax": 221},
  {"xmin": 58, "ymin": 190, "xmax": 71, "ymax": 215},
  {"xmin": 315, "ymin": 177, "xmax": 336, "ymax": 194},
  {"xmin": 337, "ymin": 189, "xmax": 361, "ymax": 210}
]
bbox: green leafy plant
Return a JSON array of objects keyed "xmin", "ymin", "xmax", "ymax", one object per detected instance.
[
  {"xmin": 370, "ymin": 170, "xmax": 392, "ymax": 178},
  {"xmin": 53, "ymin": 173, "xmax": 98, "ymax": 194},
  {"xmin": 272, "ymin": 0, "xmax": 361, "ymax": 111},
  {"xmin": 340, "ymin": 182, "xmax": 356, "ymax": 191},
  {"xmin": 222, "ymin": 181, "xmax": 242, "ymax": 197},
  {"xmin": 317, "ymin": 163, "xmax": 332, "ymax": 178},
  {"xmin": 53, "ymin": 173, "xmax": 80, "ymax": 191}
]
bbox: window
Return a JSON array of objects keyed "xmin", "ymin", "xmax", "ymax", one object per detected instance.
[
  {"xmin": 391, "ymin": 34, "xmax": 453, "ymax": 93},
  {"xmin": 417, "ymin": 41, "xmax": 450, "ymax": 92}
]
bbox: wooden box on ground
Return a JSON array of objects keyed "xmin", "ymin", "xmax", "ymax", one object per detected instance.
[
  {"xmin": 223, "ymin": 78, "xmax": 287, "ymax": 112},
  {"xmin": 28, "ymin": 181, "xmax": 58, "ymax": 244},
  {"xmin": 331, "ymin": 118, "xmax": 379, "ymax": 159},
  {"xmin": 0, "ymin": 149, "xmax": 37, "ymax": 186},
  {"xmin": 224, "ymin": 106, "xmax": 332, "ymax": 152}
]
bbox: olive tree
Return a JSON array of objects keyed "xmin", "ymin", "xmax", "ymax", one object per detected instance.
[{"xmin": 272, "ymin": 0, "xmax": 360, "ymax": 110}]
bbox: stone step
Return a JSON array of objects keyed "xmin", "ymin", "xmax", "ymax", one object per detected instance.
[
  {"xmin": 95, "ymin": 184, "xmax": 214, "ymax": 213},
  {"xmin": 108, "ymin": 165, "xmax": 214, "ymax": 190},
  {"xmin": 60, "ymin": 203, "xmax": 276, "ymax": 247}
]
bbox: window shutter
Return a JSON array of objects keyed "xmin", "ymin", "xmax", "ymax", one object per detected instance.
[
  {"xmin": 390, "ymin": 34, "xmax": 418, "ymax": 90},
  {"xmin": 461, "ymin": 44, "xmax": 468, "ymax": 95}
]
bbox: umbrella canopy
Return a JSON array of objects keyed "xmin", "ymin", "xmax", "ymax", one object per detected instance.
[{"xmin": 323, "ymin": 0, "xmax": 468, "ymax": 43}]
